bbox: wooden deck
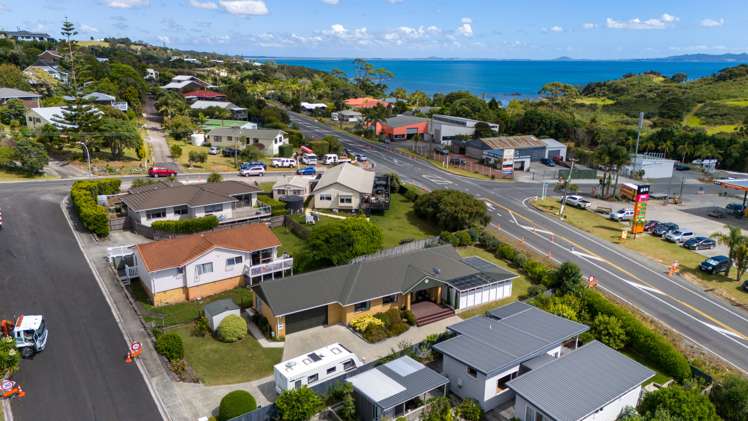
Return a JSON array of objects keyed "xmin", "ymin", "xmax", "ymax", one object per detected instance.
[{"xmin": 411, "ymin": 301, "xmax": 455, "ymax": 326}]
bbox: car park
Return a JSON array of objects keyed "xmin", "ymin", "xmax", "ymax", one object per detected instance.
[
  {"xmin": 609, "ymin": 208, "xmax": 634, "ymax": 221},
  {"xmin": 652, "ymin": 222, "xmax": 679, "ymax": 237},
  {"xmin": 208, "ymin": 146, "xmax": 219, "ymax": 155},
  {"xmin": 271, "ymin": 157, "xmax": 297, "ymax": 168},
  {"xmin": 664, "ymin": 229, "xmax": 694, "ymax": 243},
  {"xmin": 708, "ymin": 208, "xmax": 727, "ymax": 219},
  {"xmin": 561, "ymin": 195, "xmax": 591, "ymax": 209},
  {"xmin": 699, "ymin": 255, "xmax": 730, "ymax": 275},
  {"xmin": 643, "ymin": 220, "xmax": 660, "ymax": 232},
  {"xmin": 540, "ymin": 158, "xmax": 555, "ymax": 167},
  {"xmin": 683, "ymin": 237, "xmax": 716, "ymax": 250},
  {"xmin": 239, "ymin": 165, "xmax": 265, "ymax": 177},
  {"xmin": 148, "ymin": 162, "xmax": 178, "ymax": 177},
  {"xmin": 296, "ymin": 166, "xmax": 316, "ymax": 176}
]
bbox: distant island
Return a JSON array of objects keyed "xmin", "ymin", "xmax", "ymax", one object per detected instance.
[{"xmin": 638, "ymin": 53, "xmax": 748, "ymax": 63}]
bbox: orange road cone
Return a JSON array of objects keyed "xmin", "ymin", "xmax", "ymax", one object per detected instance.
[
  {"xmin": 16, "ymin": 386, "xmax": 25, "ymax": 398},
  {"xmin": 125, "ymin": 351, "xmax": 132, "ymax": 364}
]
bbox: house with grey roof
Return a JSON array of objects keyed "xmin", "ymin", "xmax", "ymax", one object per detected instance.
[
  {"xmin": 508, "ymin": 341, "xmax": 654, "ymax": 421},
  {"xmin": 162, "ymin": 75, "xmax": 209, "ymax": 92},
  {"xmin": 190, "ymin": 100, "xmax": 247, "ymax": 120},
  {"xmin": 272, "ymin": 175, "xmax": 312, "ymax": 200},
  {"xmin": 347, "ymin": 356, "xmax": 449, "ymax": 421},
  {"xmin": 252, "ymin": 244, "xmax": 516, "ymax": 338},
  {"xmin": 331, "ymin": 109, "xmax": 363, "ymax": 123},
  {"xmin": 0, "ymin": 88, "xmax": 41, "ymax": 108},
  {"xmin": 0, "ymin": 30, "xmax": 52, "ymax": 42},
  {"xmin": 433, "ymin": 301, "xmax": 589, "ymax": 411},
  {"xmin": 205, "ymin": 127, "xmax": 288, "ymax": 156},
  {"xmin": 312, "ymin": 163, "xmax": 375, "ymax": 211},
  {"xmin": 119, "ymin": 180, "xmax": 269, "ymax": 228},
  {"xmin": 25, "ymin": 106, "xmax": 102, "ymax": 130}
]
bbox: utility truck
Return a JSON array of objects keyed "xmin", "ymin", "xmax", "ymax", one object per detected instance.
[{"xmin": 1, "ymin": 315, "xmax": 48, "ymax": 358}]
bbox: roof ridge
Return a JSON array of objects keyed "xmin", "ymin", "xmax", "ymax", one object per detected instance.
[{"xmin": 340, "ymin": 263, "xmax": 364, "ymax": 304}]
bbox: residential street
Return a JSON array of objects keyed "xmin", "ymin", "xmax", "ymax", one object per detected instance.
[
  {"xmin": 143, "ymin": 96, "xmax": 172, "ymax": 164},
  {"xmin": 0, "ymin": 181, "xmax": 160, "ymax": 421},
  {"xmin": 288, "ymin": 111, "xmax": 748, "ymax": 374}
]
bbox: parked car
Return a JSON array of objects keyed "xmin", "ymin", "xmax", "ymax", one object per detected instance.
[
  {"xmin": 355, "ymin": 153, "xmax": 368, "ymax": 162},
  {"xmin": 708, "ymin": 208, "xmax": 727, "ymax": 219},
  {"xmin": 652, "ymin": 222, "xmax": 679, "ymax": 237},
  {"xmin": 609, "ymin": 208, "xmax": 635, "ymax": 222},
  {"xmin": 208, "ymin": 146, "xmax": 219, "ymax": 155},
  {"xmin": 674, "ymin": 163, "xmax": 689, "ymax": 171},
  {"xmin": 726, "ymin": 203, "xmax": 745, "ymax": 216},
  {"xmin": 434, "ymin": 146, "xmax": 449, "ymax": 155},
  {"xmin": 239, "ymin": 165, "xmax": 265, "ymax": 177},
  {"xmin": 561, "ymin": 195, "xmax": 591, "ymax": 209},
  {"xmin": 323, "ymin": 153, "xmax": 339, "ymax": 165},
  {"xmin": 242, "ymin": 161, "xmax": 266, "ymax": 170},
  {"xmin": 222, "ymin": 147, "xmax": 239, "ymax": 157},
  {"xmin": 148, "ymin": 163, "xmax": 178, "ymax": 178},
  {"xmin": 301, "ymin": 153, "xmax": 318, "ymax": 165},
  {"xmin": 683, "ymin": 237, "xmax": 716, "ymax": 250},
  {"xmin": 742, "ymin": 280, "xmax": 748, "ymax": 292},
  {"xmin": 271, "ymin": 157, "xmax": 297, "ymax": 168},
  {"xmin": 449, "ymin": 158, "xmax": 466, "ymax": 166},
  {"xmin": 699, "ymin": 255, "xmax": 730, "ymax": 275},
  {"xmin": 540, "ymin": 158, "xmax": 555, "ymax": 167},
  {"xmin": 337, "ymin": 156, "xmax": 352, "ymax": 164},
  {"xmin": 664, "ymin": 229, "xmax": 695, "ymax": 243},
  {"xmin": 643, "ymin": 220, "xmax": 660, "ymax": 232},
  {"xmin": 296, "ymin": 166, "xmax": 316, "ymax": 176}
]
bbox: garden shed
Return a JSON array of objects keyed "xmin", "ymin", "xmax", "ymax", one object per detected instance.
[{"xmin": 204, "ymin": 299, "xmax": 241, "ymax": 332}]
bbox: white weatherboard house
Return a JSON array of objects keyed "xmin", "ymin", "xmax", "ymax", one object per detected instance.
[
  {"xmin": 272, "ymin": 175, "xmax": 312, "ymax": 200},
  {"xmin": 312, "ymin": 163, "xmax": 375, "ymax": 210},
  {"xmin": 433, "ymin": 302, "xmax": 589, "ymax": 411},
  {"xmin": 274, "ymin": 343, "xmax": 362, "ymax": 393},
  {"xmin": 206, "ymin": 127, "xmax": 289, "ymax": 156},
  {"xmin": 508, "ymin": 341, "xmax": 654, "ymax": 421}
]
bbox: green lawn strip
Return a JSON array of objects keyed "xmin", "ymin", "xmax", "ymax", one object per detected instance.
[
  {"xmin": 396, "ymin": 147, "xmax": 497, "ymax": 181},
  {"xmin": 130, "ymin": 284, "xmax": 252, "ymax": 326},
  {"xmin": 173, "ymin": 325, "xmax": 283, "ymax": 385},
  {"xmin": 271, "ymin": 225, "xmax": 306, "ymax": 257},
  {"xmin": 533, "ymin": 198, "xmax": 748, "ymax": 306},
  {"xmin": 575, "ymin": 97, "xmax": 615, "ymax": 106},
  {"xmin": 455, "ymin": 246, "xmax": 532, "ymax": 319},
  {"xmin": 368, "ymin": 193, "xmax": 440, "ymax": 248},
  {"xmin": 622, "ymin": 349, "xmax": 672, "ymax": 386},
  {"xmin": 0, "ymin": 169, "xmax": 59, "ymax": 181},
  {"xmin": 718, "ymin": 99, "xmax": 748, "ymax": 107},
  {"xmin": 258, "ymin": 181, "xmax": 275, "ymax": 193}
]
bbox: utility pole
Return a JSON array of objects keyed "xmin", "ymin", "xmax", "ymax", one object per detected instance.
[
  {"xmin": 633, "ymin": 111, "xmax": 644, "ymax": 172},
  {"xmin": 558, "ymin": 159, "xmax": 576, "ymax": 218}
]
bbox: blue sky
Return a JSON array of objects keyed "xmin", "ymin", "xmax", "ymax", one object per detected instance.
[{"xmin": 0, "ymin": 0, "xmax": 745, "ymax": 59}]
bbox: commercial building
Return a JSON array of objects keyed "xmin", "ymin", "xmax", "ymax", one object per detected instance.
[
  {"xmin": 623, "ymin": 153, "xmax": 675, "ymax": 179},
  {"xmin": 466, "ymin": 135, "xmax": 565, "ymax": 170},
  {"xmin": 374, "ymin": 115, "xmax": 429, "ymax": 141},
  {"xmin": 429, "ymin": 114, "xmax": 499, "ymax": 145}
]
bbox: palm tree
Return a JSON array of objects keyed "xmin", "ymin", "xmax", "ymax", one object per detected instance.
[
  {"xmin": 676, "ymin": 141, "xmax": 693, "ymax": 163},
  {"xmin": 609, "ymin": 144, "xmax": 631, "ymax": 198},
  {"xmin": 711, "ymin": 225, "xmax": 746, "ymax": 274}
]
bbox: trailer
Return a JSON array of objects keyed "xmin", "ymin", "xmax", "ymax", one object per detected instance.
[{"xmin": 274, "ymin": 343, "xmax": 362, "ymax": 393}]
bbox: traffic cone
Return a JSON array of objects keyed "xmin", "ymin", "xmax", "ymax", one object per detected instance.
[
  {"xmin": 125, "ymin": 352, "xmax": 132, "ymax": 364},
  {"xmin": 16, "ymin": 386, "xmax": 25, "ymax": 398}
]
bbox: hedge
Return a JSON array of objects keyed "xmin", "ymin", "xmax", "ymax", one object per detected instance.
[
  {"xmin": 218, "ymin": 390, "xmax": 257, "ymax": 421},
  {"xmin": 400, "ymin": 184, "xmax": 424, "ymax": 202},
  {"xmin": 70, "ymin": 179, "xmax": 121, "ymax": 237},
  {"xmin": 278, "ymin": 144, "xmax": 294, "ymax": 157},
  {"xmin": 151, "ymin": 215, "xmax": 219, "ymax": 234},
  {"xmin": 258, "ymin": 195, "xmax": 287, "ymax": 216}
]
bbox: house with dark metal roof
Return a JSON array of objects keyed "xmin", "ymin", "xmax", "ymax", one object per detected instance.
[
  {"xmin": 433, "ymin": 301, "xmax": 589, "ymax": 411},
  {"xmin": 374, "ymin": 115, "xmax": 429, "ymax": 141},
  {"xmin": 0, "ymin": 88, "xmax": 41, "ymax": 108},
  {"xmin": 347, "ymin": 356, "xmax": 449, "ymax": 421},
  {"xmin": 508, "ymin": 341, "xmax": 654, "ymax": 421},
  {"xmin": 465, "ymin": 135, "xmax": 565, "ymax": 170},
  {"xmin": 120, "ymin": 180, "xmax": 269, "ymax": 228},
  {"xmin": 190, "ymin": 100, "xmax": 247, "ymax": 120},
  {"xmin": 0, "ymin": 30, "xmax": 52, "ymax": 42},
  {"xmin": 252, "ymin": 244, "xmax": 516, "ymax": 338}
]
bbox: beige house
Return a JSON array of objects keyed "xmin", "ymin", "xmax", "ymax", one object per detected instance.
[
  {"xmin": 312, "ymin": 163, "xmax": 374, "ymax": 211},
  {"xmin": 206, "ymin": 127, "xmax": 289, "ymax": 156},
  {"xmin": 272, "ymin": 176, "xmax": 312, "ymax": 200}
]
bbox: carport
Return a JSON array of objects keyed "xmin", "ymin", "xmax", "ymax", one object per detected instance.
[{"xmin": 716, "ymin": 179, "xmax": 748, "ymax": 214}]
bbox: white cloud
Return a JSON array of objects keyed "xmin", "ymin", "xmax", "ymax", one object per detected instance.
[
  {"xmin": 157, "ymin": 35, "xmax": 170, "ymax": 43},
  {"xmin": 582, "ymin": 22, "xmax": 597, "ymax": 29},
  {"xmin": 322, "ymin": 0, "xmax": 339, "ymax": 4},
  {"xmin": 549, "ymin": 25, "xmax": 563, "ymax": 32},
  {"xmin": 668, "ymin": 45, "xmax": 727, "ymax": 52},
  {"xmin": 81, "ymin": 24, "xmax": 99, "ymax": 33},
  {"xmin": 606, "ymin": 13, "xmax": 679, "ymax": 30},
  {"xmin": 330, "ymin": 23, "xmax": 345, "ymax": 34},
  {"xmin": 104, "ymin": 0, "xmax": 148, "ymax": 8},
  {"xmin": 218, "ymin": 0, "xmax": 268, "ymax": 15},
  {"xmin": 700, "ymin": 18, "xmax": 724, "ymax": 28},
  {"xmin": 461, "ymin": 17, "xmax": 472, "ymax": 24},
  {"xmin": 456, "ymin": 18, "xmax": 473, "ymax": 37},
  {"xmin": 190, "ymin": 0, "xmax": 218, "ymax": 9},
  {"xmin": 386, "ymin": 0, "xmax": 403, "ymax": 3}
]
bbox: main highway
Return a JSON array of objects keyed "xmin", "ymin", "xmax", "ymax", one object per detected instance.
[{"xmin": 289, "ymin": 111, "xmax": 748, "ymax": 374}]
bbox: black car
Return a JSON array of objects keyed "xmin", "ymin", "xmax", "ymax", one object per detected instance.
[
  {"xmin": 726, "ymin": 203, "xmax": 745, "ymax": 216},
  {"xmin": 699, "ymin": 255, "xmax": 730, "ymax": 275},
  {"xmin": 643, "ymin": 220, "xmax": 660, "ymax": 232},
  {"xmin": 449, "ymin": 158, "xmax": 466, "ymax": 166},
  {"xmin": 674, "ymin": 163, "xmax": 689, "ymax": 171},
  {"xmin": 742, "ymin": 280, "xmax": 748, "ymax": 292},
  {"xmin": 683, "ymin": 237, "xmax": 716, "ymax": 250},
  {"xmin": 540, "ymin": 158, "xmax": 555, "ymax": 167},
  {"xmin": 434, "ymin": 146, "xmax": 449, "ymax": 155},
  {"xmin": 222, "ymin": 147, "xmax": 239, "ymax": 157},
  {"xmin": 652, "ymin": 222, "xmax": 679, "ymax": 237}
]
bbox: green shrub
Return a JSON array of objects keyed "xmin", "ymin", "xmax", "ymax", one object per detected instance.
[
  {"xmin": 170, "ymin": 143, "xmax": 183, "ymax": 159},
  {"xmin": 259, "ymin": 195, "xmax": 287, "ymax": 216},
  {"xmin": 207, "ymin": 172, "xmax": 223, "ymax": 183},
  {"xmin": 218, "ymin": 390, "xmax": 257, "ymax": 421},
  {"xmin": 192, "ymin": 314, "xmax": 210, "ymax": 337},
  {"xmin": 414, "ymin": 189, "xmax": 490, "ymax": 231},
  {"xmin": 388, "ymin": 321, "xmax": 409, "ymax": 336},
  {"xmin": 278, "ymin": 144, "xmax": 294, "ymax": 157},
  {"xmin": 510, "ymin": 251, "xmax": 527, "ymax": 268},
  {"xmin": 217, "ymin": 315, "xmax": 248, "ymax": 343},
  {"xmin": 527, "ymin": 284, "xmax": 547, "ymax": 298},
  {"xmin": 188, "ymin": 150, "xmax": 208, "ymax": 164},
  {"xmin": 522, "ymin": 259, "xmax": 549, "ymax": 285},
  {"xmin": 456, "ymin": 399, "xmax": 482, "ymax": 421},
  {"xmin": 454, "ymin": 230, "xmax": 473, "ymax": 246},
  {"xmin": 155, "ymin": 333, "xmax": 184, "ymax": 362},
  {"xmin": 70, "ymin": 179, "xmax": 122, "ymax": 237},
  {"xmin": 363, "ymin": 325, "xmax": 388, "ymax": 343},
  {"xmin": 591, "ymin": 314, "xmax": 628, "ymax": 350},
  {"xmin": 440, "ymin": 231, "xmax": 459, "ymax": 246},
  {"xmin": 325, "ymin": 381, "xmax": 353, "ymax": 405},
  {"xmin": 496, "ymin": 243, "xmax": 516, "ymax": 261},
  {"xmin": 478, "ymin": 230, "xmax": 501, "ymax": 252},
  {"xmin": 401, "ymin": 185, "xmax": 423, "ymax": 202},
  {"xmin": 0, "ymin": 336, "xmax": 20, "ymax": 376},
  {"xmin": 151, "ymin": 215, "xmax": 219, "ymax": 234},
  {"xmin": 252, "ymin": 314, "xmax": 272, "ymax": 338},
  {"xmin": 402, "ymin": 309, "xmax": 416, "ymax": 326},
  {"xmin": 276, "ymin": 387, "xmax": 323, "ymax": 421}
]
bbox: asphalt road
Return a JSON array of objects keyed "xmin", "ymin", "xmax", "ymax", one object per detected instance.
[
  {"xmin": 289, "ymin": 112, "xmax": 748, "ymax": 374},
  {"xmin": 0, "ymin": 182, "xmax": 161, "ymax": 421}
]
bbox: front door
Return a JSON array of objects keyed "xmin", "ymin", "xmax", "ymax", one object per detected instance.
[{"xmin": 414, "ymin": 289, "xmax": 431, "ymax": 303}]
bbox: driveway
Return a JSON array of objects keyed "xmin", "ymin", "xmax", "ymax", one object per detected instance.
[
  {"xmin": 282, "ymin": 317, "xmax": 460, "ymax": 364},
  {"xmin": 143, "ymin": 96, "xmax": 172, "ymax": 164}
]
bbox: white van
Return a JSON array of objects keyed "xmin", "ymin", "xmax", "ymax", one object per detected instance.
[
  {"xmin": 323, "ymin": 154, "xmax": 339, "ymax": 165},
  {"xmin": 271, "ymin": 157, "xmax": 297, "ymax": 168},
  {"xmin": 274, "ymin": 343, "xmax": 363, "ymax": 393},
  {"xmin": 301, "ymin": 153, "xmax": 318, "ymax": 165}
]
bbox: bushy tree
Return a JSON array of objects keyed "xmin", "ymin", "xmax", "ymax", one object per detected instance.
[
  {"xmin": 36, "ymin": 124, "xmax": 64, "ymax": 152},
  {"xmin": 638, "ymin": 385, "xmax": 719, "ymax": 421},
  {"xmin": 548, "ymin": 262, "xmax": 584, "ymax": 293},
  {"xmin": 165, "ymin": 115, "xmax": 195, "ymax": 141},
  {"xmin": 14, "ymin": 139, "xmax": 49, "ymax": 174},
  {"xmin": 155, "ymin": 333, "xmax": 184, "ymax": 362},
  {"xmin": 207, "ymin": 172, "xmax": 223, "ymax": 183},
  {"xmin": 0, "ymin": 99, "xmax": 27, "ymax": 125},
  {"xmin": 218, "ymin": 390, "xmax": 256, "ymax": 421},
  {"xmin": 188, "ymin": 150, "xmax": 208, "ymax": 165},
  {"xmin": 709, "ymin": 374, "xmax": 748, "ymax": 421},
  {"xmin": 98, "ymin": 117, "xmax": 142, "ymax": 160},
  {"xmin": 217, "ymin": 315, "xmax": 248, "ymax": 343},
  {"xmin": 455, "ymin": 399, "xmax": 481, "ymax": 421},
  {"xmin": 301, "ymin": 218, "xmax": 383, "ymax": 269},
  {"xmin": 275, "ymin": 387, "xmax": 323, "ymax": 421},
  {"xmin": 0, "ymin": 64, "xmax": 32, "ymax": 90},
  {"xmin": 170, "ymin": 143, "xmax": 183, "ymax": 159},
  {"xmin": 422, "ymin": 396, "xmax": 452, "ymax": 421},
  {"xmin": 591, "ymin": 314, "xmax": 627, "ymax": 349},
  {"xmin": 414, "ymin": 190, "xmax": 489, "ymax": 232},
  {"xmin": 0, "ymin": 336, "xmax": 20, "ymax": 376}
]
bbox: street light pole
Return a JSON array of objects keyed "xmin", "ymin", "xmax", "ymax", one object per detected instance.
[
  {"xmin": 77, "ymin": 141, "xmax": 91, "ymax": 176},
  {"xmin": 633, "ymin": 111, "xmax": 644, "ymax": 172},
  {"xmin": 558, "ymin": 159, "xmax": 576, "ymax": 218}
]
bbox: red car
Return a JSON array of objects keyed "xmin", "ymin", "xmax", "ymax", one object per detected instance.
[{"xmin": 148, "ymin": 163, "xmax": 178, "ymax": 177}]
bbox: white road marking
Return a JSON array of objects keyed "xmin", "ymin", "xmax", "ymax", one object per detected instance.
[
  {"xmin": 422, "ymin": 174, "xmax": 453, "ymax": 185},
  {"xmin": 571, "ymin": 250, "xmax": 607, "ymax": 262},
  {"xmin": 623, "ymin": 279, "xmax": 664, "ymax": 294},
  {"xmin": 704, "ymin": 322, "xmax": 747, "ymax": 339}
]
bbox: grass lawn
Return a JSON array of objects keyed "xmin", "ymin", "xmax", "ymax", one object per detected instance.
[
  {"xmin": 130, "ymin": 284, "xmax": 253, "ymax": 326},
  {"xmin": 259, "ymin": 182, "xmax": 275, "ymax": 193},
  {"xmin": 623, "ymin": 350, "xmax": 672, "ymax": 386},
  {"xmin": 369, "ymin": 193, "xmax": 440, "ymax": 248},
  {"xmin": 705, "ymin": 124, "xmax": 738, "ymax": 135},
  {"xmin": 719, "ymin": 99, "xmax": 748, "ymax": 107},
  {"xmin": 173, "ymin": 325, "xmax": 283, "ymax": 385},
  {"xmin": 456, "ymin": 246, "xmax": 532, "ymax": 319},
  {"xmin": 0, "ymin": 169, "xmax": 58, "ymax": 181},
  {"xmin": 575, "ymin": 97, "xmax": 615, "ymax": 106},
  {"xmin": 532, "ymin": 198, "xmax": 748, "ymax": 306},
  {"xmin": 168, "ymin": 139, "xmax": 237, "ymax": 173},
  {"xmin": 271, "ymin": 225, "xmax": 306, "ymax": 257}
]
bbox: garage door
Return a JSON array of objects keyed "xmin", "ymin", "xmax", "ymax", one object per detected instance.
[
  {"xmin": 547, "ymin": 149, "xmax": 562, "ymax": 158},
  {"xmin": 285, "ymin": 306, "xmax": 328, "ymax": 334}
]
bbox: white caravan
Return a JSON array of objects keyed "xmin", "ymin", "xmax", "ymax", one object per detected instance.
[{"xmin": 274, "ymin": 343, "xmax": 363, "ymax": 393}]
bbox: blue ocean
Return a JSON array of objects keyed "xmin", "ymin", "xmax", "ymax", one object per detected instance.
[{"xmin": 265, "ymin": 58, "xmax": 742, "ymax": 100}]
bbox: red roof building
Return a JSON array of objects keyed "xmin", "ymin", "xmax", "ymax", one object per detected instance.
[
  {"xmin": 344, "ymin": 97, "xmax": 391, "ymax": 109},
  {"xmin": 182, "ymin": 90, "xmax": 227, "ymax": 101}
]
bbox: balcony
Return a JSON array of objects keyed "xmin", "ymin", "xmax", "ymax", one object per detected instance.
[
  {"xmin": 222, "ymin": 205, "xmax": 272, "ymax": 223},
  {"xmin": 244, "ymin": 257, "xmax": 294, "ymax": 282}
]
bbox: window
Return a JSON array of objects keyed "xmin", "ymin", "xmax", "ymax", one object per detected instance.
[
  {"xmin": 319, "ymin": 193, "xmax": 332, "ymax": 201},
  {"xmin": 326, "ymin": 366, "xmax": 337, "ymax": 375},
  {"xmin": 145, "ymin": 208, "xmax": 166, "ymax": 220},
  {"xmin": 526, "ymin": 407, "xmax": 535, "ymax": 421},
  {"xmin": 354, "ymin": 301, "xmax": 370, "ymax": 312},
  {"xmin": 226, "ymin": 256, "xmax": 243, "ymax": 270},
  {"xmin": 176, "ymin": 267, "xmax": 184, "ymax": 274},
  {"xmin": 307, "ymin": 374, "xmax": 318, "ymax": 384},
  {"xmin": 227, "ymin": 136, "xmax": 233, "ymax": 142},
  {"xmin": 278, "ymin": 319, "xmax": 284, "ymax": 332},
  {"xmin": 467, "ymin": 367, "xmax": 477, "ymax": 378},
  {"xmin": 535, "ymin": 412, "xmax": 543, "ymax": 421},
  {"xmin": 496, "ymin": 371, "xmax": 518, "ymax": 393},
  {"xmin": 343, "ymin": 359, "xmax": 356, "ymax": 371},
  {"xmin": 382, "ymin": 294, "xmax": 397, "ymax": 304},
  {"xmin": 204, "ymin": 204, "xmax": 223, "ymax": 214},
  {"xmin": 339, "ymin": 195, "xmax": 353, "ymax": 204},
  {"xmin": 174, "ymin": 206, "xmax": 188, "ymax": 215},
  {"xmin": 196, "ymin": 262, "xmax": 213, "ymax": 276},
  {"xmin": 213, "ymin": 135, "xmax": 222, "ymax": 142}
]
